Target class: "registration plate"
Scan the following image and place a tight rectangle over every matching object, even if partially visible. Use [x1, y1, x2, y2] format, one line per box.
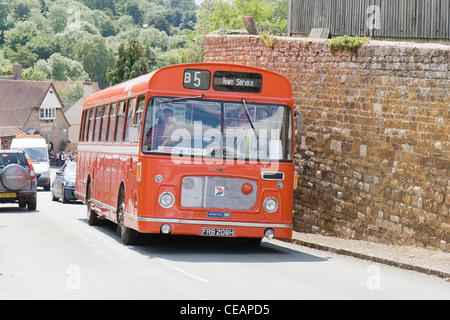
[0, 193, 16, 198]
[201, 228, 235, 237]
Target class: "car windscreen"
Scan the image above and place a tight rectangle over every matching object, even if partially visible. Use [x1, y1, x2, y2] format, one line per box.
[18, 148, 48, 162]
[64, 162, 77, 176]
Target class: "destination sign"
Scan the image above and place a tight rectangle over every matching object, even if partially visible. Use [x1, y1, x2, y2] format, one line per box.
[183, 69, 211, 90]
[213, 71, 263, 93]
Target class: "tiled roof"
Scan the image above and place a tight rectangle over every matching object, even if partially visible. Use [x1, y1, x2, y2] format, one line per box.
[0, 80, 53, 127]
[0, 126, 29, 138]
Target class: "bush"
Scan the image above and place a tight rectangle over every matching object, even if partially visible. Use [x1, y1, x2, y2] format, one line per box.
[327, 35, 370, 52]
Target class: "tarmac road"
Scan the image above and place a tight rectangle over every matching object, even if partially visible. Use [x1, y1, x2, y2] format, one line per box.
[0, 184, 449, 300]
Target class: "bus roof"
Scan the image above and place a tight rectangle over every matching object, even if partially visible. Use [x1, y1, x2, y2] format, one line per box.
[84, 63, 292, 109]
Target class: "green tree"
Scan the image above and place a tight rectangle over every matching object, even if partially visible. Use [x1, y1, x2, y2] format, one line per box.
[0, 0, 13, 44]
[35, 53, 88, 81]
[47, 4, 68, 33]
[106, 38, 155, 85]
[126, 1, 143, 26]
[26, 33, 62, 61]
[12, 0, 41, 21]
[56, 82, 84, 104]
[74, 35, 114, 88]
[4, 45, 38, 68]
[22, 66, 48, 81]
[3, 21, 39, 52]
[154, 16, 170, 35]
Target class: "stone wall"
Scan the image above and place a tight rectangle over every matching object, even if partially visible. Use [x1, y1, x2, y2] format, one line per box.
[204, 35, 449, 251]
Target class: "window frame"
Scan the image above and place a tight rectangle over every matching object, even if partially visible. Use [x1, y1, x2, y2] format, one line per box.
[39, 107, 56, 120]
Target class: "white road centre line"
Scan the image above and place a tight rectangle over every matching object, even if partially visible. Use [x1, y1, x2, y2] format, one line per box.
[154, 258, 210, 283]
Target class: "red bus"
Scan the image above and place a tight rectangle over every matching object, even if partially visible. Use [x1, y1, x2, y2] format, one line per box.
[75, 63, 297, 245]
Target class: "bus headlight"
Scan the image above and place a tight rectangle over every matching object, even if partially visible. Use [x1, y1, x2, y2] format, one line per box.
[161, 224, 171, 234]
[264, 228, 275, 239]
[159, 192, 175, 208]
[263, 197, 278, 213]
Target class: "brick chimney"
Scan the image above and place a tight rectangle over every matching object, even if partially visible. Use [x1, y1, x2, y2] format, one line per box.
[82, 80, 92, 97]
[13, 63, 22, 80]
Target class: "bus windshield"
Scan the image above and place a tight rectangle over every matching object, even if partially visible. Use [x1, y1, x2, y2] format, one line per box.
[142, 97, 293, 161]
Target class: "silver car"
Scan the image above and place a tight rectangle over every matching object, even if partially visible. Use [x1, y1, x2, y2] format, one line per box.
[0, 150, 37, 211]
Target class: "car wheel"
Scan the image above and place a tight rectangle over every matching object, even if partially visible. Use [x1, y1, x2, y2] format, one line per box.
[62, 187, 70, 203]
[28, 196, 37, 211]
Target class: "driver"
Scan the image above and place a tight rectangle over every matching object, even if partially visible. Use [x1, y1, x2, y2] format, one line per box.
[147, 108, 182, 149]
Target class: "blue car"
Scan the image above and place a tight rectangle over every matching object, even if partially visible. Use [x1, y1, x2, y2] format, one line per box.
[51, 161, 77, 203]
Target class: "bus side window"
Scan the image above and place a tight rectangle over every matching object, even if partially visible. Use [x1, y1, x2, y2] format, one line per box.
[124, 97, 137, 143]
[133, 95, 146, 143]
[107, 103, 117, 143]
[79, 110, 87, 142]
[100, 104, 110, 142]
[115, 100, 127, 142]
[87, 107, 95, 142]
[134, 96, 145, 130]
[93, 106, 102, 142]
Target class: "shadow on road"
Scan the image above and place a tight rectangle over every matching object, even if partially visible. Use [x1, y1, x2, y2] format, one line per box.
[81, 218, 329, 264]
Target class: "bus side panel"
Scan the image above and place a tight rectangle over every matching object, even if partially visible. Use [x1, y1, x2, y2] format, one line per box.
[108, 152, 120, 220]
[97, 152, 105, 209]
[90, 152, 98, 202]
[103, 152, 113, 217]
[85, 151, 92, 194]
[75, 150, 86, 202]
[129, 155, 139, 216]
[124, 154, 140, 230]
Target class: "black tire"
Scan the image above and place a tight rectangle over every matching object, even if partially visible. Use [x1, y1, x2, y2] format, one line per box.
[62, 187, 70, 203]
[86, 183, 99, 226]
[27, 196, 37, 211]
[117, 187, 139, 245]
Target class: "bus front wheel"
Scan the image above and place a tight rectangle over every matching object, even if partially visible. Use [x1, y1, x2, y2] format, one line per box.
[86, 183, 99, 226]
[117, 188, 139, 245]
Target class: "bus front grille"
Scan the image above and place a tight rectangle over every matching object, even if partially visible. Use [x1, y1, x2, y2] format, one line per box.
[180, 176, 257, 210]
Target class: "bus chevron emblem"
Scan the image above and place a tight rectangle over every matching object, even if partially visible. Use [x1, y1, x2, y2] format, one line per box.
[214, 186, 225, 197]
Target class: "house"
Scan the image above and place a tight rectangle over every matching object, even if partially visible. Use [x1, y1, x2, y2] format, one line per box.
[0, 79, 70, 152]
[0, 63, 99, 152]
[0, 126, 29, 150]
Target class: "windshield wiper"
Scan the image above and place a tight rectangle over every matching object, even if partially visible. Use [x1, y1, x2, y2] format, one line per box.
[160, 94, 205, 104]
[241, 98, 258, 140]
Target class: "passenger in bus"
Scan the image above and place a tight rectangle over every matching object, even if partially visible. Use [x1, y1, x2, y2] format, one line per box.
[147, 108, 182, 149]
